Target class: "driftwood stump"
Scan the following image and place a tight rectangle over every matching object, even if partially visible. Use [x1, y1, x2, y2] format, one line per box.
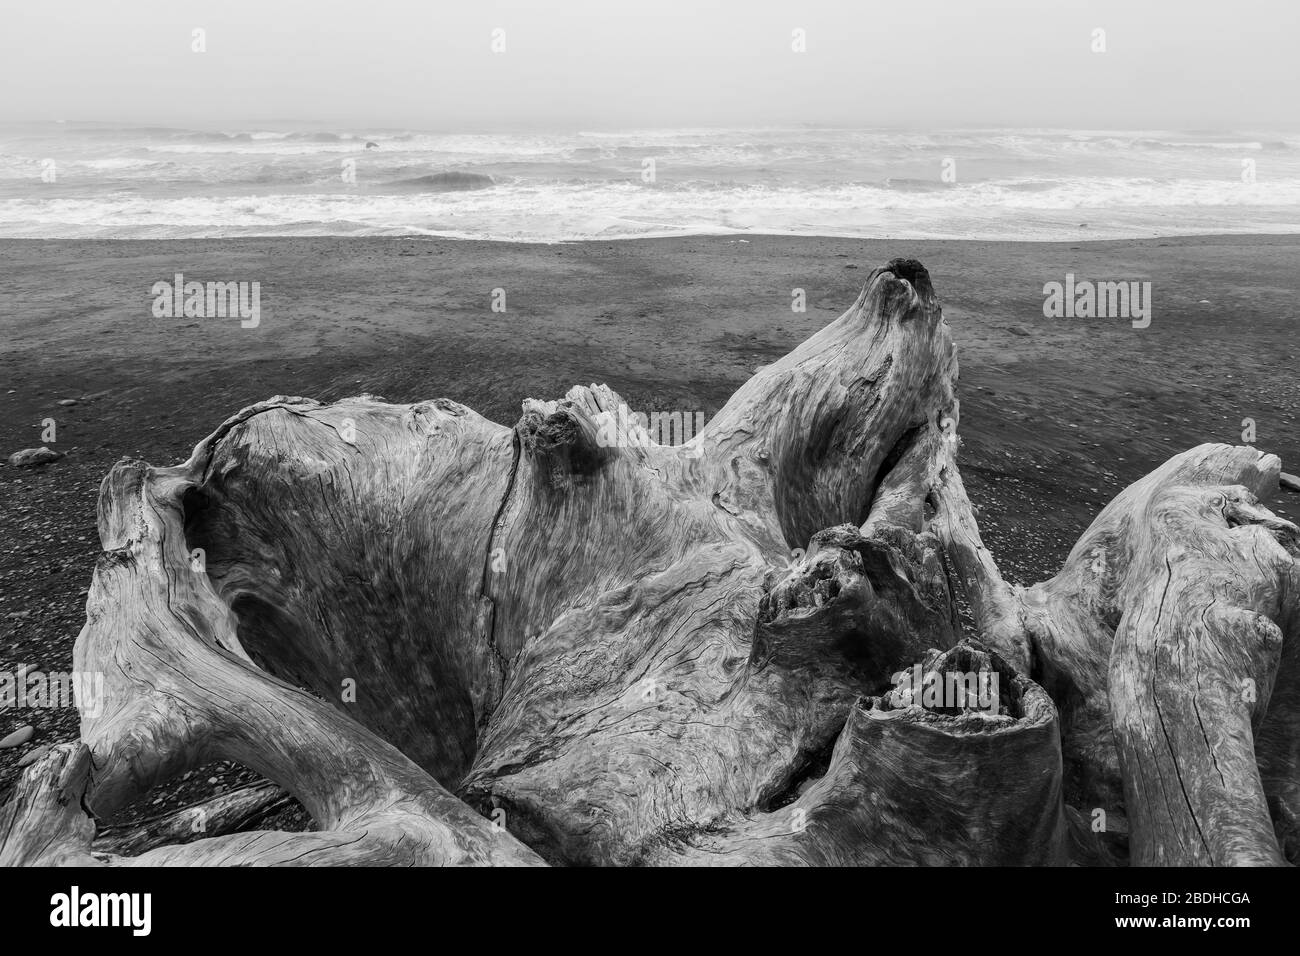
[2, 259, 1296, 867]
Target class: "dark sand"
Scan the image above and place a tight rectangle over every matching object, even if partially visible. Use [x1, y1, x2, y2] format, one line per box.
[2, 233, 1298, 812]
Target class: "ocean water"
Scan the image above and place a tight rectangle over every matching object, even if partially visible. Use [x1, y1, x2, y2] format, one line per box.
[2, 123, 1299, 242]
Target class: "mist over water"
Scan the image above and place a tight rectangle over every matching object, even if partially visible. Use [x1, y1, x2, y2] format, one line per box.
[3, 123, 1300, 241]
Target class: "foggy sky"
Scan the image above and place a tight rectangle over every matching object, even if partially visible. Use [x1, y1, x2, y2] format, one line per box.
[2, 0, 1296, 129]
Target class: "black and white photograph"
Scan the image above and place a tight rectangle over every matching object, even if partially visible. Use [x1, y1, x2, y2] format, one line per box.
[0, 0, 1295, 929]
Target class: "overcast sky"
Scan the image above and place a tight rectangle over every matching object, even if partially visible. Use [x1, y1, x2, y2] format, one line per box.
[2, 0, 1296, 129]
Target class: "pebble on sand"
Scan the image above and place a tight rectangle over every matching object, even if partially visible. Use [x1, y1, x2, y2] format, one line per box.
[57, 398, 78, 406]
[17, 744, 50, 768]
[0, 725, 35, 749]
[7, 447, 64, 468]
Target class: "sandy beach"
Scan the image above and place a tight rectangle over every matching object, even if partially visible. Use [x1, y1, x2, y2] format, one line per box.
[2, 232, 1298, 808]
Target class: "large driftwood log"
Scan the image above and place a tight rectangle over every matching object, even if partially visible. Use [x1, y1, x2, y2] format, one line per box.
[1, 259, 1296, 867]
[932, 442, 1299, 865]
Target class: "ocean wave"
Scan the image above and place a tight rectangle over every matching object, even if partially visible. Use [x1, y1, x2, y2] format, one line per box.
[4, 125, 1300, 240]
[284, 131, 364, 143]
[378, 172, 495, 192]
[880, 177, 953, 192]
[4, 176, 1300, 241]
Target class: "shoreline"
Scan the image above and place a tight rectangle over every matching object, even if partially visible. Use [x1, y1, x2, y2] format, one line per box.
[6, 229, 1300, 246]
